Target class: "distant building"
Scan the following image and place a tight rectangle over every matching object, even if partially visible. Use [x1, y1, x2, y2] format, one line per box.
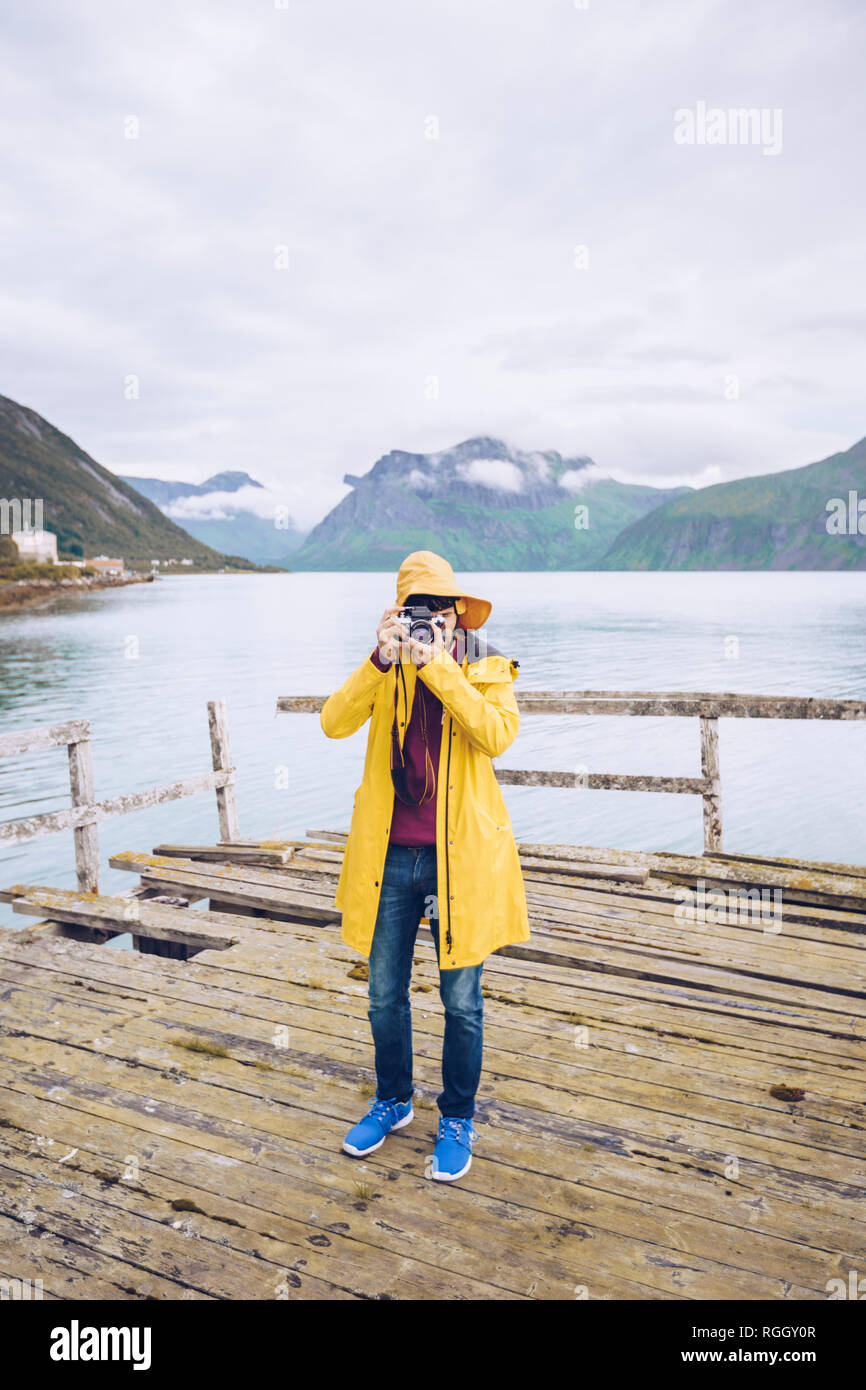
[180, 557, 193, 565]
[10, 529, 57, 564]
[87, 555, 125, 575]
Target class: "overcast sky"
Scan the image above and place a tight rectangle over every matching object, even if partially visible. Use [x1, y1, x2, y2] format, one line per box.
[1, 0, 864, 529]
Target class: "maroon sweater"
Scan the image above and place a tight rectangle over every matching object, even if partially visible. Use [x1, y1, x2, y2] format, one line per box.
[370, 644, 452, 845]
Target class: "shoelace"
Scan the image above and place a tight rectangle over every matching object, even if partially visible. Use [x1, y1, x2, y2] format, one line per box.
[368, 1097, 401, 1126]
[438, 1117, 475, 1145]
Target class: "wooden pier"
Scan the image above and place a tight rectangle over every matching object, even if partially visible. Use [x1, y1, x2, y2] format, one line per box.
[1, 832, 865, 1300]
[0, 693, 864, 1300]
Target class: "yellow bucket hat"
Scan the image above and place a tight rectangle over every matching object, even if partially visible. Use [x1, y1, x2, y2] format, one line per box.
[394, 550, 491, 630]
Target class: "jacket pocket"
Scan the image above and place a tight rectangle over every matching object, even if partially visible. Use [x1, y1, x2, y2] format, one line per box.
[476, 804, 508, 833]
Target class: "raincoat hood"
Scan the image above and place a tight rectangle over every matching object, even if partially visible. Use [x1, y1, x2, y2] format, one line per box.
[395, 550, 491, 631]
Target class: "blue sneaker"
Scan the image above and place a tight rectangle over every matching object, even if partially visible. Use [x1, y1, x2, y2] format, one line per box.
[431, 1115, 478, 1181]
[343, 1096, 413, 1157]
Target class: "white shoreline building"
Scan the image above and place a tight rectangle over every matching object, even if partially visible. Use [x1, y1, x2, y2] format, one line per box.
[10, 529, 58, 564]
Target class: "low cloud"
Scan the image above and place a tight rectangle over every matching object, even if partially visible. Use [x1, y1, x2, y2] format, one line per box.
[164, 485, 288, 523]
[456, 458, 524, 492]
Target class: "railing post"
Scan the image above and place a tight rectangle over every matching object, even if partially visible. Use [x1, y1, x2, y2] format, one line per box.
[67, 727, 99, 892]
[699, 715, 723, 852]
[208, 700, 240, 842]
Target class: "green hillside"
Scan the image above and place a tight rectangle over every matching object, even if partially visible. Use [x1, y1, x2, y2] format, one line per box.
[0, 394, 261, 570]
[599, 436, 866, 569]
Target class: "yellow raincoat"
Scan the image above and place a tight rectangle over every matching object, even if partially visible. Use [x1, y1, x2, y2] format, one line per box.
[320, 629, 531, 969]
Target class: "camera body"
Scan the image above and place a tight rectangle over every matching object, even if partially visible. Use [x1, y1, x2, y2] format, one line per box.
[395, 605, 448, 646]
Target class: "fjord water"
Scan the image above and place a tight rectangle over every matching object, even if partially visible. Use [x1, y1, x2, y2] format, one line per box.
[0, 571, 864, 932]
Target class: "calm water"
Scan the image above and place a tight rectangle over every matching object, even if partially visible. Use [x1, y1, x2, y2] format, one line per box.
[1, 571, 864, 934]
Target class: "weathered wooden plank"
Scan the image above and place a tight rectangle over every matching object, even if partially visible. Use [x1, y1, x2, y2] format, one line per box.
[296, 841, 661, 888]
[519, 868, 866, 951]
[280, 692, 866, 718]
[291, 845, 344, 864]
[0, 886, 242, 952]
[521, 869, 866, 938]
[699, 715, 722, 852]
[67, 735, 99, 893]
[109, 848, 644, 916]
[206, 922, 866, 1064]
[0, 983, 154, 1046]
[518, 841, 651, 865]
[521, 894, 866, 988]
[0, 770, 234, 848]
[512, 691, 866, 718]
[130, 888, 196, 957]
[185, 911, 866, 1055]
[153, 843, 294, 866]
[494, 770, 706, 794]
[107, 852, 339, 921]
[513, 853, 647, 883]
[519, 871, 866, 950]
[502, 919, 866, 1002]
[515, 693, 866, 719]
[207, 700, 240, 843]
[0, 718, 90, 759]
[710, 850, 866, 879]
[651, 856, 866, 910]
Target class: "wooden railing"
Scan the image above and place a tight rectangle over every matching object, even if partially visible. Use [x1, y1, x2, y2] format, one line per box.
[0, 700, 239, 892]
[276, 689, 866, 853]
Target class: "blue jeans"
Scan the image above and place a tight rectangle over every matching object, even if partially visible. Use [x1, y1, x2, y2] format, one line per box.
[367, 843, 484, 1119]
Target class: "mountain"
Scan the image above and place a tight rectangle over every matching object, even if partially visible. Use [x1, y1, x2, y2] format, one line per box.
[599, 436, 866, 569]
[122, 470, 304, 566]
[118, 470, 263, 507]
[0, 394, 261, 569]
[291, 437, 693, 570]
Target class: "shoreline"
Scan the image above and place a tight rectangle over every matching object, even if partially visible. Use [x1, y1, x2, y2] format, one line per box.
[0, 571, 155, 615]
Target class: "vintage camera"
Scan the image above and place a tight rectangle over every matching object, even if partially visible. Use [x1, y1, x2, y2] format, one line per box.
[395, 605, 448, 646]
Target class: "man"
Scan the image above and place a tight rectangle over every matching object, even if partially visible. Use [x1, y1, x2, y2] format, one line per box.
[320, 549, 530, 1181]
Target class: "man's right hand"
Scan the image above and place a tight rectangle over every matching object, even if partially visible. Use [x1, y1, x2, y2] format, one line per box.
[376, 607, 405, 665]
